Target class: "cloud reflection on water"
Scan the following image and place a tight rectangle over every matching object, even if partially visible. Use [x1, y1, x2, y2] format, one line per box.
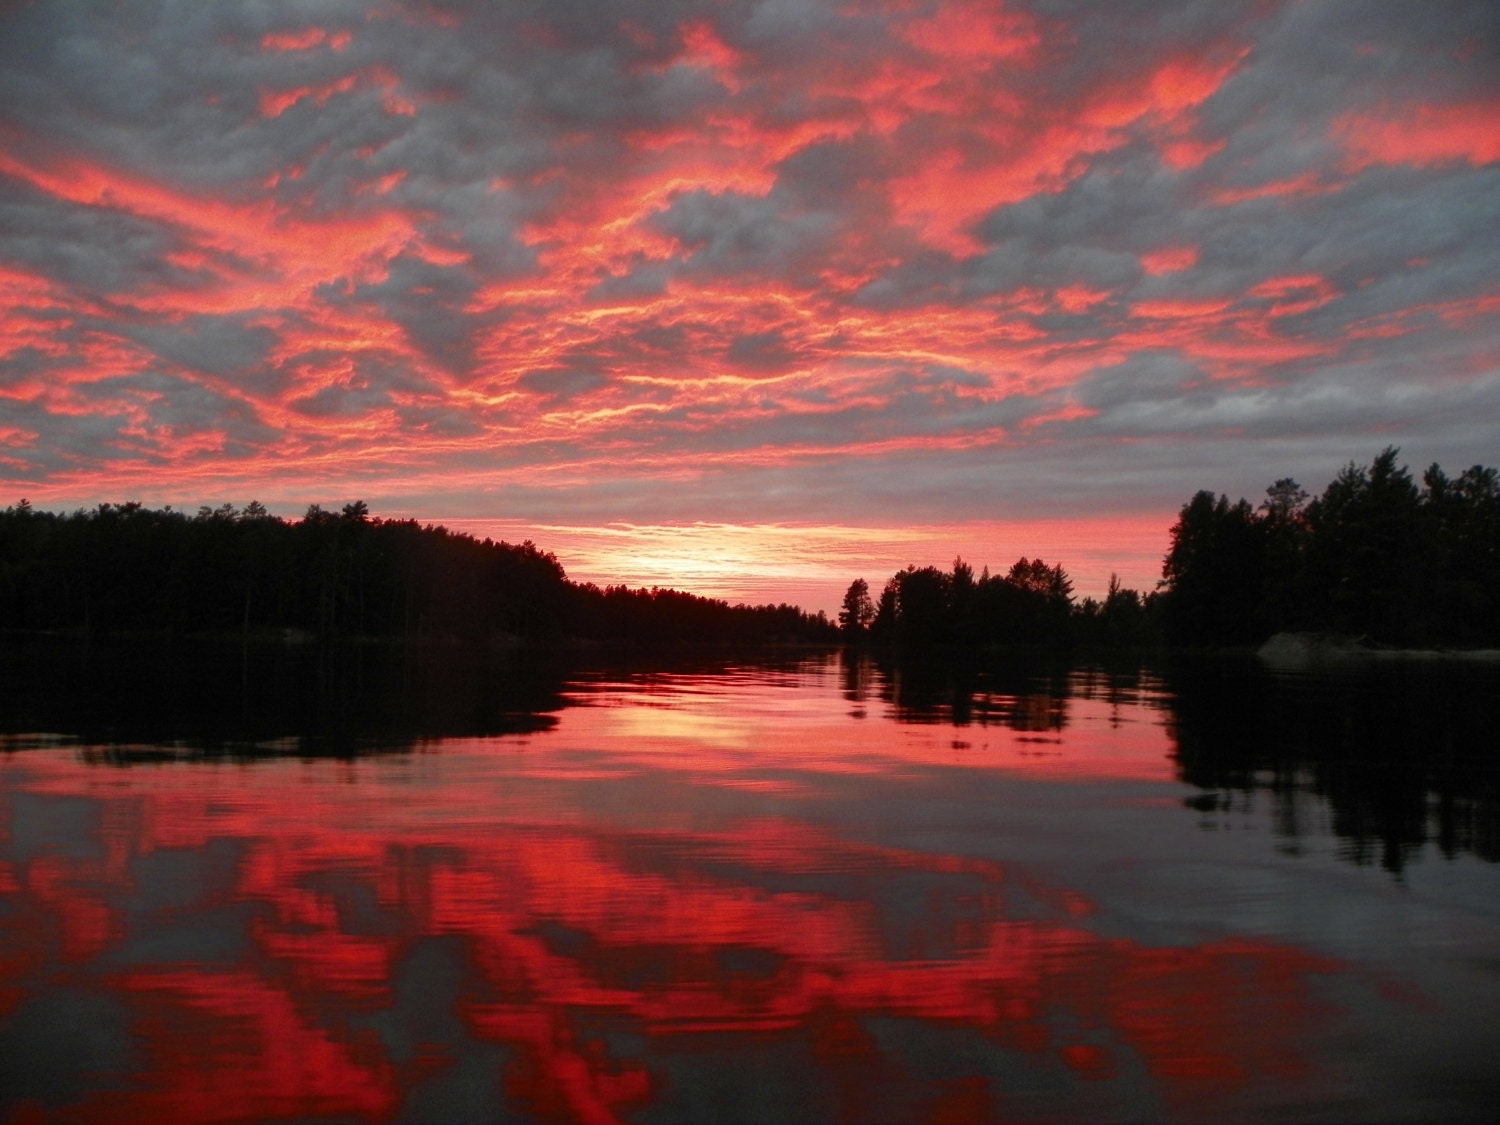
[2, 651, 1443, 1123]
[2, 746, 1344, 1124]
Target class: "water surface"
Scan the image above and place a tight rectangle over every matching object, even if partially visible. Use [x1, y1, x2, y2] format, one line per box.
[2, 643, 1497, 1122]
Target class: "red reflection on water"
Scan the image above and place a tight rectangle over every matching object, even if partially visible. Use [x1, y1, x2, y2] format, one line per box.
[0, 742, 1351, 1125]
[23, 853, 120, 962]
[550, 664, 1181, 785]
[101, 967, 398, 1123]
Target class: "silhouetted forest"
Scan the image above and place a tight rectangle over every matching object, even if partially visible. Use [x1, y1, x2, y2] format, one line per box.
[838, 556, 1155, 649]
[839, 449, 1499, 651]
[1156, 448, 1500, 648]
[5, 448, 1494, 650]
[0, 500, 835, 645]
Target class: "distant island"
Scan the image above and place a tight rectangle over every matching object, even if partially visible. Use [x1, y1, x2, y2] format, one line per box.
[3, 449, 1495, 651]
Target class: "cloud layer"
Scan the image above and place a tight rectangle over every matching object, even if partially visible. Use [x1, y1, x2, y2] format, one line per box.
[2, 0, 1497, 600]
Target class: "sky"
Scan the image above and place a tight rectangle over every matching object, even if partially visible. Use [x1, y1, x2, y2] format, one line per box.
[2, 0, 1497, 613]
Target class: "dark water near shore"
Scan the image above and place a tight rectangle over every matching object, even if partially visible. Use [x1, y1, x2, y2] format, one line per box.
[2, 640, 1498, 1123]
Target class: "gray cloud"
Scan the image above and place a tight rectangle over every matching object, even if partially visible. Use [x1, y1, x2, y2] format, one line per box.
[517, 365, 610, 402]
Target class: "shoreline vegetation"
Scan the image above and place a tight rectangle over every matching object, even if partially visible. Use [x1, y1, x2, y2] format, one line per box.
[835, 447, 1498, 656]
[3, 449, 1496, 654]
[0, 497, 838, 648]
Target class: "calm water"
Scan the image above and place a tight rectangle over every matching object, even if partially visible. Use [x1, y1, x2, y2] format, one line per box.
[1, 641, 1498, 1123]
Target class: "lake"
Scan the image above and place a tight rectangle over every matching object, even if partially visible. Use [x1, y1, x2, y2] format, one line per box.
[2, 640, 1497, 1123]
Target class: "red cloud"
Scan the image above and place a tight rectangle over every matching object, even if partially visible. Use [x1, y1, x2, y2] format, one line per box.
[899, 2, 1041, 63]
[1140, 246, 1199, 276]
[0, 148, 418, 319]
[889, 123, 1106, 256]
[1336, 100, 1500, 171]
[1054, 284, 1113, 313]
[260, 28, 351, 53]
[1020, 399, 1099, 431]
[1082, 48, 1247, 164]
[1248, 274, 1339, 318]
[1131, 297, 1235, 320]
[885, 42, 1247, 255]
[258, 65, 411, 118]
[259, 73, 361, 117]
[0, 266, 79, 367]
[1207, 172, 1344, 206]
[673, 20, 746, 92]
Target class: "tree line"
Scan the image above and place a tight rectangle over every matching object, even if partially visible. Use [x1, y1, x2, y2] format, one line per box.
[5, 448, 1493, 650]
[1156, 448, 1500, 648]
[837, 556, 1153, 649]
[0, 500, 836, 645]
[838, 448, 1498, 651]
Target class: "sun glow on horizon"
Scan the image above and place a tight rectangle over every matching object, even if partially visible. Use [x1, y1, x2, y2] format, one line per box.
[433, 517, 1170, 615]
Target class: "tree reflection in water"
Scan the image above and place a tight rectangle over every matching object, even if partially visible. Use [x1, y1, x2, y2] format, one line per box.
[849, 648, 1500, 872]
[1162, 655, 1500, 871]
[0, 636, 571, 758]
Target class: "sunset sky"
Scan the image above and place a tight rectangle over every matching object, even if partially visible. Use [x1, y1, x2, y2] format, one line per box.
[2, 1, 1497, 612]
